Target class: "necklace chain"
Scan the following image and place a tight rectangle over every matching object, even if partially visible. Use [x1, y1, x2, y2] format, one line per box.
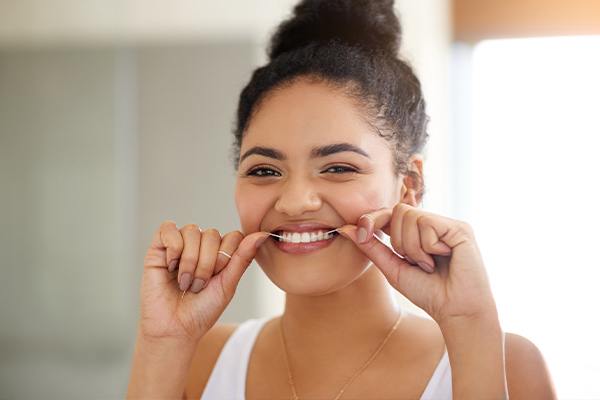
[279, 309, 405, 400]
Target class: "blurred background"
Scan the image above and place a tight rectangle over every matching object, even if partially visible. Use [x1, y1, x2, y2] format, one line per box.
[1, 0, 599, 399]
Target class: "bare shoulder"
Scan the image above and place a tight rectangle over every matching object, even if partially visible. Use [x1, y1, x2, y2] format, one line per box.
[183, 322, 239, 400]
[505, 332, 557, 400]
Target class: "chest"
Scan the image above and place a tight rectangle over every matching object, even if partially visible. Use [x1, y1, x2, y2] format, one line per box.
[245, 345, 441, 400]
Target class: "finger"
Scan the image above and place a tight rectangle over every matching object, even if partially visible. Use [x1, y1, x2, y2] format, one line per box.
[402, 211, 435, 273]
[418, 215, 453, 256]
[337, 225, 431, 293]
[357, 207, 393, 243]
[214, 230, 244, 274]
[217, 232, 269, 301]
[177, 224, 202, 291]
[190, 228, 221, 293]
[159, 220, 184, 272]
[389, 204, 409, 262]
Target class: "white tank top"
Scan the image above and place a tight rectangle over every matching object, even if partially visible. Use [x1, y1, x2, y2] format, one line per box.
[200, 316, 452, 400]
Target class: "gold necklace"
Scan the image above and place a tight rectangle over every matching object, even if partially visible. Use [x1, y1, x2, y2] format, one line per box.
[279, 309, 405, 400]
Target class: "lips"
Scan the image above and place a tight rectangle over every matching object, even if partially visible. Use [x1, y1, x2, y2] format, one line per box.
[266, 221, 340, 255]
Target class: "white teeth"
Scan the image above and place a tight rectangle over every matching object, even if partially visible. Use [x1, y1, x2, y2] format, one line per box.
[291, 232, 301, 243]
[301, 232, 311, 243]
[277, 229, 337, 243]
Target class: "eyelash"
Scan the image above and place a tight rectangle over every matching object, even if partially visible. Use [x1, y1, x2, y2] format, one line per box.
[246, 165, 358, 177]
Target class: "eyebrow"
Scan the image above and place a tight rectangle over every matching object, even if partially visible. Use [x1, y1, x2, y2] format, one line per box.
[239, 142, 371, 163]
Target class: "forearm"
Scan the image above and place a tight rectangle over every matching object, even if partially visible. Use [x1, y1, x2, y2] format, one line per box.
[127, 329, 199, 399]
[440, 311, 508, 400]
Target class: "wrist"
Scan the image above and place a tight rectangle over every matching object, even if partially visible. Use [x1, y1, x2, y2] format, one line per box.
[127, 329, 200, 398]
[437, 301, 501, 334]
[136, 318, 205, 347]
[438, 310, 508, 400]
[439, 310, 501, 335]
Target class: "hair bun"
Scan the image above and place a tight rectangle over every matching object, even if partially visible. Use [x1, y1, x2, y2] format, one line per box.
[268, 0, 401, 60]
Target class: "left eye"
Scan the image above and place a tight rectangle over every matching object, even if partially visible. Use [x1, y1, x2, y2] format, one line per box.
[323, 165, 357, 174]
[247, 167, 281, 177]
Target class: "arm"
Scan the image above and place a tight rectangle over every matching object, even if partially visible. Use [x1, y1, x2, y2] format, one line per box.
[126, 327, 199, 399]
[440, 312, 508, 400]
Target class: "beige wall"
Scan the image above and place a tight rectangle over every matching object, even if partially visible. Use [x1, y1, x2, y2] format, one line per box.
[454, 0, 600, 42]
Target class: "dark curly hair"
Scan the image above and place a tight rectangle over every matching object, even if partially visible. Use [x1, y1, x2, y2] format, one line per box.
[231, 0, 430, 202]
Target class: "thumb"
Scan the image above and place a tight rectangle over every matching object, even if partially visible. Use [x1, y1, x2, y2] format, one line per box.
[217, 231, 269, 301]
[337, 225, 428, 291]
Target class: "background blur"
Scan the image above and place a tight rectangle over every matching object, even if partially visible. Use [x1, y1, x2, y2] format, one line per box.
[1, 1, 599, 399]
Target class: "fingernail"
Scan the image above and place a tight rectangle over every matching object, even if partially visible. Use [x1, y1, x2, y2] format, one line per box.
[358, 227, 368, 243]
[418, 262, 435, 273]
[255, 235, 269, 248]
[190, 278, 205, 293]
[168, 259, 178, 273]
[179, 272, 192, 291]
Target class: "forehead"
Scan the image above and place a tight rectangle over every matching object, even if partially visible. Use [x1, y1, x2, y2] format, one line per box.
[242, 79, 387, 154]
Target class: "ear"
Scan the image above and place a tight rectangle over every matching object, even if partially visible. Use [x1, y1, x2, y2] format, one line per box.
[400, 154, 425, 206]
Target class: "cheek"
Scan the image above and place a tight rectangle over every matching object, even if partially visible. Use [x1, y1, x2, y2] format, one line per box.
[325, 179, 395, 224]
[235, 182, 274, 234]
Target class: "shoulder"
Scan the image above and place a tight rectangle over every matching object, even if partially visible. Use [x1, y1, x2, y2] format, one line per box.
[505, 332, 557, 399]
[184, 322, 239, 400]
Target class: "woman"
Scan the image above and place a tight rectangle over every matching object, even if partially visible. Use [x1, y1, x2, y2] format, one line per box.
[127, 0, 556, 399]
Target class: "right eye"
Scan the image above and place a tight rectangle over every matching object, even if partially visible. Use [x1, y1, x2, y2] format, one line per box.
[246, 167, 281, 177]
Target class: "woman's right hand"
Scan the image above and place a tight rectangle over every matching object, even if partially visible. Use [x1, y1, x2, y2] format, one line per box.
[138, 221, 269, 342]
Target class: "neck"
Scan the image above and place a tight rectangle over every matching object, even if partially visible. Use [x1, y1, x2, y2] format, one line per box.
[281, 265, 402, 353]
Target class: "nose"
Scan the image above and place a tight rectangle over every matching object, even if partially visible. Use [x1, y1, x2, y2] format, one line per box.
[274, 176, 322, 217]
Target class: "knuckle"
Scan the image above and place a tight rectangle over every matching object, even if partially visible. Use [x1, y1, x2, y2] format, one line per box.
[160, 220, 177, 229]
[457, 220, 474, 235]
[180, 223, 200, 232]
[203, 228, 221, 238]
[170, 238, 184, 253]
[224, 230, 244, 242]
[419, 214, 434, 226]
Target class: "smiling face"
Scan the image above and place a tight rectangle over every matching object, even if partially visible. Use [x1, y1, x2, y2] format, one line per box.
[234, 78, 403, 295]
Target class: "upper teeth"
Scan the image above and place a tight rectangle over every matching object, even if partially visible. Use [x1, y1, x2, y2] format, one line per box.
[277, 230, 336, 243]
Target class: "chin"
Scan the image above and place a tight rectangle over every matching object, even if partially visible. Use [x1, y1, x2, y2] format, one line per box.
[255, 239, 371, 295]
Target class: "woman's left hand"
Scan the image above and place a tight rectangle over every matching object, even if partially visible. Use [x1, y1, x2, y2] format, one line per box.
[338, 203, 498, 327]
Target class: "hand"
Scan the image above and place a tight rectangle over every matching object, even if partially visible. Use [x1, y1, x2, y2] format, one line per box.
[337, 204, 498, 326]
[138, 221, 269, 342]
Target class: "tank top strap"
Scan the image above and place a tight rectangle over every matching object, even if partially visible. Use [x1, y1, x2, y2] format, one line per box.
[200, 316, 271, 400]
[419, 347, 452, 400]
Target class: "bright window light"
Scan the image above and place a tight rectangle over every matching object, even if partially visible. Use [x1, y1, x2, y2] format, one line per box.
[468, 36, 600, 399]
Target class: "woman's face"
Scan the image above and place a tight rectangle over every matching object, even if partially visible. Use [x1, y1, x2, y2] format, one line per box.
[235, 78, 401, 295]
